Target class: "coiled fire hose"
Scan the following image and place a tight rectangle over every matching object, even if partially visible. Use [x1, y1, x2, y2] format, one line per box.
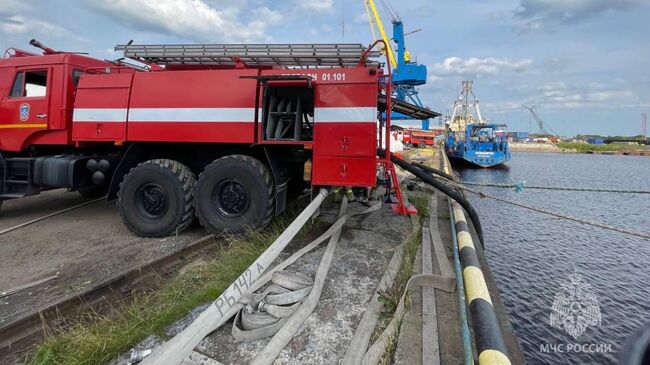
[232, 271, 313, 341]
[377, 148, 485, 247]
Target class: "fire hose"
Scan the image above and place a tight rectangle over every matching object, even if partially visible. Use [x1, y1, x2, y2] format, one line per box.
[142, 193, 383, 365]
[377, 148, 485, 247]
[232, 271, 313, 342]
[412, 161, 459, 182]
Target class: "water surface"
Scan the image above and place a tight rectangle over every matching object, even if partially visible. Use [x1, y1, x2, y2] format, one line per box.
[456, 152, 650, 364]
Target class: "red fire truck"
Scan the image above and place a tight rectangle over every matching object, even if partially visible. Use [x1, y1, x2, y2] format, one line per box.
[402, 129, 439, 147]
[0, 40, 436, 237]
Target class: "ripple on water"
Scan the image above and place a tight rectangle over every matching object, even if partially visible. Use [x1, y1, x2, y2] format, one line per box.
[457, 152, 650, 365]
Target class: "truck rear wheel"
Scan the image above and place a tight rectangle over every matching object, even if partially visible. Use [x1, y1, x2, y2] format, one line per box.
[194, 155, 274, 235]
[118, 159, 196, 237]
[418, 141, 426, 148]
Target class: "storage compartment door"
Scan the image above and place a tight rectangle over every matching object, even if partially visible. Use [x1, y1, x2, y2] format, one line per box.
[72, 73, 132, 142]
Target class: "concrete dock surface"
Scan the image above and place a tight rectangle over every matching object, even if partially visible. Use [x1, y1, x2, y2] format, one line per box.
[1, 147, 525, 364]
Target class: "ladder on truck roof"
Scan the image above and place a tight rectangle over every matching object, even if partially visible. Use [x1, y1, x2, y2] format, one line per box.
[114, 43, 380, 67]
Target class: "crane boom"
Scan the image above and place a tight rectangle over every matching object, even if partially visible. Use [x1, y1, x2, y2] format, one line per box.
[363, 0, 431, 129]
[523, 105, 559, 136]
[365, 0, 397, 67]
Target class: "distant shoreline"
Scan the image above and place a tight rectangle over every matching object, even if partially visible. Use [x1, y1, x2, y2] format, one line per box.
[509, 142, 564, 153]
[510, 142, 649, 156]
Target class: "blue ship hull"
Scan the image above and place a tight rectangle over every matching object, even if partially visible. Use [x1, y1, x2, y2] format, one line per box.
[445, 123, 511, 168]
[446, 145, 511, 168]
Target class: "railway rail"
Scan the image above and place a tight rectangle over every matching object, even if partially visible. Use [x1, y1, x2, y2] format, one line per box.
[0, 190, 314, 362]
[0, 197, 105, 236]
[0, 229, 215, 361]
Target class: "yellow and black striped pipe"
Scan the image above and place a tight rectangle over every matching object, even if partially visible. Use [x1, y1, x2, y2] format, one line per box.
[451, 201, 512, 365]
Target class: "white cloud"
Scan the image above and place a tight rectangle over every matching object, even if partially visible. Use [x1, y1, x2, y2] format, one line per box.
[430, 57, 533, 76]
[84, 0, 283, 43]
[252, 7, 283, 26]
[532, 82, 640, 108]
[514, 0, 644, 30]
[483, 82, 641, 115]
[427, 74, 442, 83]
[0, 15, 86, 42]
[354, 12, 369, 24]
[482, 101, 525, 114]
[0, 0, 27, 14]
[299, 0, 334, 13]
[0, 0, 86, 42]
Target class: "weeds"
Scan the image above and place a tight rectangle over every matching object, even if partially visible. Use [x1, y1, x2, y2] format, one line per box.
[27, 191, 435, 365]
[28, 216, 300, 365]
[556, 142, 649, 153]
[370, 190, 430, 345]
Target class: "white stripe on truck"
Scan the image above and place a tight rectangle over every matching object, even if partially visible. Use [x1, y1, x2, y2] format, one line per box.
[73, 108, 127, 122]
[72, 107, 376, 123]
[313, 107, 376, 123]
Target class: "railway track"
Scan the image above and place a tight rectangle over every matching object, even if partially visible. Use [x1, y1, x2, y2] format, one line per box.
[0, 196, 219, 362]
[0, 197, 105, 236]
[0, 232, 215, 361]
[0, 192, 310, 362]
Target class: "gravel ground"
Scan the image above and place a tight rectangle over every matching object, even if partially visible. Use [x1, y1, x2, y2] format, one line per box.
[0, 189, 206, 325]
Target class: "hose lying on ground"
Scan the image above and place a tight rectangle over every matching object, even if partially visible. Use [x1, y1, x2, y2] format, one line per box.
[377, 148, 485, 247]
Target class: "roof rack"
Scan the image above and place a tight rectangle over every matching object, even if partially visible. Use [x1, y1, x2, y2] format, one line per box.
[114, 43, 380, 67]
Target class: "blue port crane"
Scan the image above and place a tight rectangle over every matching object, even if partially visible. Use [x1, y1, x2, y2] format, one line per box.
[365, 0, 430, 129]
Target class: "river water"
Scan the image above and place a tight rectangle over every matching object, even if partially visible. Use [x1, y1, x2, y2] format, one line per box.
[455, 152, 650, 364]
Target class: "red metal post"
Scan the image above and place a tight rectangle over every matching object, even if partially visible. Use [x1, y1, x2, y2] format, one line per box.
[363, 40, 416, 215]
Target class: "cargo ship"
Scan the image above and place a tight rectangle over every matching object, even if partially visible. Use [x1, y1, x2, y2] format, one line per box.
[445, 81, 511, 168]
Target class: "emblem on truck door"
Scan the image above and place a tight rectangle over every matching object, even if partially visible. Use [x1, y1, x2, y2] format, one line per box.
[19, 103, 30, 121]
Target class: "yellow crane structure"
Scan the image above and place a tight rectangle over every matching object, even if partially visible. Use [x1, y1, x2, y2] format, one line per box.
[363, 0, 431, 128]
[364, 0, 397, 67]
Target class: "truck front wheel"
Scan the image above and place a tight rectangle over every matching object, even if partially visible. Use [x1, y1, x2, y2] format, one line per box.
[194, 155, 274, 235]
[118, 159, 196, 237]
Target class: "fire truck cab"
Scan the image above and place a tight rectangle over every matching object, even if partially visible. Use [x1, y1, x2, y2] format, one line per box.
[0, 52, 109, 150]
[0, 41, 436, 237]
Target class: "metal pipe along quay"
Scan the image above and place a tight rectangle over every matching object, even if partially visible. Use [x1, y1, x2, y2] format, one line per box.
[451, 201, 511, 365]
[448, 199, 474, 365]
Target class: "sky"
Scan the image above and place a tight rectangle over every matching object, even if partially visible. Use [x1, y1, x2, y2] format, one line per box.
[1, 0, 648, 136]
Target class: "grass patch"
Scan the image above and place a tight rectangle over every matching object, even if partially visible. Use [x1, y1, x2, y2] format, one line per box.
[557, 142, 649, 153]
[28, 210, 315, 365]
[371, 190, 430, 344]
[378, 332, 400, 365]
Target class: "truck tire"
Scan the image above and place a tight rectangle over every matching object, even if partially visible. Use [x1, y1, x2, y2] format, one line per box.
[194, 155, 274, 235]
[118, 159, 196, 237]
[418, 141, 426, 148]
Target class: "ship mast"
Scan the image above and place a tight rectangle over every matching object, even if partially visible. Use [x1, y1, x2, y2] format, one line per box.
[449, 80, 483, 132]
